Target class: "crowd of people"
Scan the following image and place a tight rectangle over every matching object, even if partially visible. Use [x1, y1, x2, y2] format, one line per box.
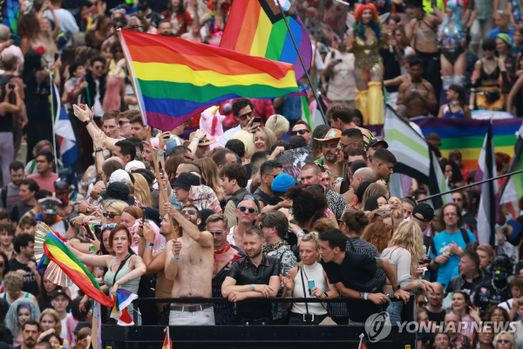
[0, 0, 521, 348]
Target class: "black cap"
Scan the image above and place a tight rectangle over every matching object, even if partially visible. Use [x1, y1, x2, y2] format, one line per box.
[51, 288, 71, 301]
[172, 173, 201, 191]
[367, 138, 389, 149]
[142, 207, 161, 227]
[405, 0, 423, 7]
[198, 208, 215, 231]
[101, 182, 134, 204]
[412, 203, 434, 223]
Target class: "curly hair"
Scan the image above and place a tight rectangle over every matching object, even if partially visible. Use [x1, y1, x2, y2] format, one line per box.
[361, 221, 392, 253]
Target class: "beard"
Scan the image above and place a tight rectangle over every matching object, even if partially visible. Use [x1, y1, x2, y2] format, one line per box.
[324, 153, 337, 163]
[246, 247, 262, 259]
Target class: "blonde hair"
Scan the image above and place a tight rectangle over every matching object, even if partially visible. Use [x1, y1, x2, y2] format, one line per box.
[194, 157, 224, 198]
[265, 114, 290, 139]
[389, 220, 423, 274]
[39, 308, 62, 335]
[231, 130, 255, 158]
[253, 126, 277, 151]
[103, 199, 129, 215]
[3, 272, 23, 291]
[131, 173, 152, 207]
[300, 232, 320, 249]
[493, 331, 514, 346]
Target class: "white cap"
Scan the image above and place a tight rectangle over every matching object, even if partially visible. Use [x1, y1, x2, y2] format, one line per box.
[109, 169, 132, 185]
[125, 160, 146, 172]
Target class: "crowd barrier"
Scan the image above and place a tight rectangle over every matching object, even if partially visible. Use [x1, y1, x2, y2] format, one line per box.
[101, 297, 416, 349]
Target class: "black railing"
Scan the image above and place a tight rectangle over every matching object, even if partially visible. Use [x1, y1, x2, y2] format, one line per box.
[101, 296, 417, 349]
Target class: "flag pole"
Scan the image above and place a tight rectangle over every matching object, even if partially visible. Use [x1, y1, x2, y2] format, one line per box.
[274, 1, 328, 125]
[116, 27, 148, 127]
[417, 168, 523, 203]
[49, 73, 59, 170]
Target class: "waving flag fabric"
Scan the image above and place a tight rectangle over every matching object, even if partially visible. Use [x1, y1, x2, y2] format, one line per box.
[52, 83, 78, 167]
[500, 123, 523, 218]
[110, 289, 138, 326]
[476, 125, 497, 245]
[43, 231, 114, 307]
[383, 106, 450, 209]
[162, 327, 173, 349]
[220, 0, 312, 80]
[119, 29, 299, 131]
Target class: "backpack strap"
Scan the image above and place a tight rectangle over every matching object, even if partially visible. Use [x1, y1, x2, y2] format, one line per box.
[460, 228, 470, 245]
[0, 186, 7, 209]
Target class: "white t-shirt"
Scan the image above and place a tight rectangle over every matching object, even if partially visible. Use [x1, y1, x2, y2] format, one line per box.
[324, 50, 356, 102]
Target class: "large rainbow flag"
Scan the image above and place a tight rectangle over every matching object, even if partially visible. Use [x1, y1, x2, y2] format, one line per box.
[119, 29, 299, 131]
[43, 231, 114, 307]
[417, 118, 522, 170]
[220, 0, 312, 80]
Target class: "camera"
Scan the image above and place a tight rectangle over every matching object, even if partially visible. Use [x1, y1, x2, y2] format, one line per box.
[7, 83, 15, 89]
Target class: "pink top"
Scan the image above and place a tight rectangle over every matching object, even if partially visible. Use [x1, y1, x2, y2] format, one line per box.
[28, 172, 59, 193]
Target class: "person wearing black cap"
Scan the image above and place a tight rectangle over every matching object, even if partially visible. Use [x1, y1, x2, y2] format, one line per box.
[412, 202, 436, 280]
[253, 161, 282, 209]
[100, 182, 134, 205]
[366, 138, 388, 163]
[172, 173, 201, 207]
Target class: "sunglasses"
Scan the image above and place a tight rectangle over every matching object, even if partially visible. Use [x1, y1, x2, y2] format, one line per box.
[238, 206, 257, 214]
[498, 339, 510, 344]
[291, 129, 309, 136]
[209, 231, 224, 237]
[103, 212, 118, 219]
[182, 209, 197, 216]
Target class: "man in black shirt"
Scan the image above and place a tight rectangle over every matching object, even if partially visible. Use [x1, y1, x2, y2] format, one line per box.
[319, 229, 407, 322]
[222, 227, 280, 324]
[9, 234, 40, 296]
[424, 283, 445, 323]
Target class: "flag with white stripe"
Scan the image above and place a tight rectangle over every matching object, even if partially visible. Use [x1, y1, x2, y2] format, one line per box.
[52, 84, 78, 167]
[476, 124, 497, 245]
[500, 123, 523, 218]
[383, 106, 450, 208]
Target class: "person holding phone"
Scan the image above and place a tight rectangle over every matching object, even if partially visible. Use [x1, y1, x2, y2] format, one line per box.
[281, 233, 338, 325]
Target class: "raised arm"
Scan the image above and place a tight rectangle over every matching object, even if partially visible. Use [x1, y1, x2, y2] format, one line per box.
[66, 242, 110, 267]
[170, 206, 213, 248]
[164, 239, 181, 281]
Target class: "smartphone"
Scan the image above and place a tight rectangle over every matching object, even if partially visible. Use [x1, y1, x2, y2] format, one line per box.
[307, 280, 315, 295]
[336, 59, 342, 63]
[253, 117, 262, 127]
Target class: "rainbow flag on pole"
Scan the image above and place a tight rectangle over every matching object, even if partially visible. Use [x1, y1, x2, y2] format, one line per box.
[500, 123, 523, 217]
[42, 228, 114, 307]
[220, 0, 312, 80]
[162, 327, 172, 349]
[119, 29, 299, 131]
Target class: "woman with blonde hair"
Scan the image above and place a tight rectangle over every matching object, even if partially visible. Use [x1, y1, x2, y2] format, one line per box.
[102, 199, 129, 225]
[265, 114, 290, 139]
[194, 157, 225, 201]
[131, 173, 152, 207]
[252, 126, 277, 153]
[381, 220, 433, 322]
[281, 233, 338, 324]
[493, 331, 515, 348]
[230, 130, 255, 161]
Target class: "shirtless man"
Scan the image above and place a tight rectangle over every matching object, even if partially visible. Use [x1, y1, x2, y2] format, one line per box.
[405, 0, 444, 98]
[397, 57, 438, 117]
[164, 204, 214, 325]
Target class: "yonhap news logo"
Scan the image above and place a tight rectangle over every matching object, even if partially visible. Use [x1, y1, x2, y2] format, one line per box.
[364, 312, 517, 343]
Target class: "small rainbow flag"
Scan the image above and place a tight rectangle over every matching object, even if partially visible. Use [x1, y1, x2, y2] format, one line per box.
[43, 231, 114, 307]
[220, 0, 312, 80]
[119, 29, 299, 131]
[110, 289, 138, 326]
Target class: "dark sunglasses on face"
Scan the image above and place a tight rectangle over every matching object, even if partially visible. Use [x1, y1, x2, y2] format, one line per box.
[291, 129, 309, 136]
[238, 206, 257, 214]
[182, 209, 197, 216]
[238, 111, 253, 120]
[103, 212, 118, 219]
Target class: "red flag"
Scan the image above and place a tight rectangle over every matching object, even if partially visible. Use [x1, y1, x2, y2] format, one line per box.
[162, 327, 172, 349]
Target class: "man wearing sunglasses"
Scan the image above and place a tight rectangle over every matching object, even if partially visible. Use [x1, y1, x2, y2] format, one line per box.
[227, 197, 260, 251]
[164, 204, 215, 326]
[290, 121, 312, 143]
[221, 99, 256, 146]
[207, 214, 242, 324]
[80, 56, 106, 118]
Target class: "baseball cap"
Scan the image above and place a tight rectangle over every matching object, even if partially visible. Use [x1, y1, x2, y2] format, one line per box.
[367, 138, 389, 149]
[109, 169, 132, 185]
[101, 182, 134, 204]
[172, 172, 201, 191]
[38, 197, 62, 215]
[51, 288, 71, 302]
[313, 128, 342, 142]
[412, 203, 434, 223]
[125, 160, 146, 172]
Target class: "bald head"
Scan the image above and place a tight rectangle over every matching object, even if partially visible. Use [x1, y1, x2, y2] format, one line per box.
[0, 24, 10, 42]
[352, 167, 376, 191]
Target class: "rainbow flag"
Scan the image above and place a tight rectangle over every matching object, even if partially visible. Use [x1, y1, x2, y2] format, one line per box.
[110, 289, 138, 326]
[417, 118, 522, 170]
[500, 123, 523, 217]
[220, 0, 312, 80]
[43, 231, 114, 307]
[119, 29, 299, 131]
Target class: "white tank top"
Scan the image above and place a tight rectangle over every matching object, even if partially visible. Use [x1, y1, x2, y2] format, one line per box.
[291, 262, 328, 315]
